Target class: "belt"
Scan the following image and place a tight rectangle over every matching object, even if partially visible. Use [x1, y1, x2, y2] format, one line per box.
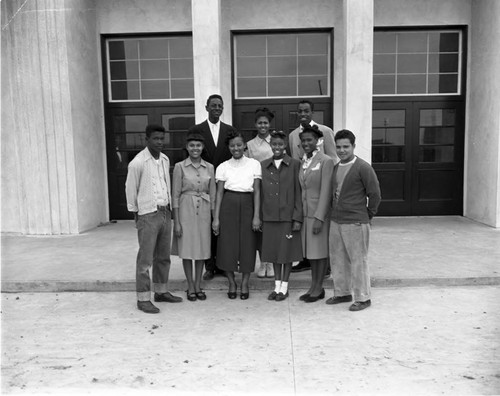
[183, 191, 210, 202]
[225, 190, 252, 194]
[157, 205, 170, 211]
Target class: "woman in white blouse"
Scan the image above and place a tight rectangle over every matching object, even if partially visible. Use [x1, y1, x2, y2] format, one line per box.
[212, 131, 262, 300]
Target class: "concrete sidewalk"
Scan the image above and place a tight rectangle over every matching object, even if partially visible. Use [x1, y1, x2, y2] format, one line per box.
[1, 216, 499, 292]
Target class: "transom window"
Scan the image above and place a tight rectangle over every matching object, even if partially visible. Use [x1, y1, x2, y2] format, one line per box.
[106, 36, 194, 102]
[234, 32, 331, 99]
[373, 30, 462, 96]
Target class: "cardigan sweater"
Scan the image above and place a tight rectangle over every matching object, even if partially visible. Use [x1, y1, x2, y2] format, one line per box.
[331, 157, 381, 224]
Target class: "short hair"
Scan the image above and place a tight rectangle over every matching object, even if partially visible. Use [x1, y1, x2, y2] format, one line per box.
[298, 99, 314, 112]
[206, 94, 224, 107]
[334, 129, 356, 144]
[299, 124, 323, 139]
[225, 130, 245, 146]
[145, 124, 166, 137]
[254, 107, 275, 122]
[186, 133, 205, 144]
[270, 130, 287, 141]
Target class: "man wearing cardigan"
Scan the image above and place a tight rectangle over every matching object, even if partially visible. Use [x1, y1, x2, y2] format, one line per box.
[188, 94, 235, 280]
[327, 129, 381, 311]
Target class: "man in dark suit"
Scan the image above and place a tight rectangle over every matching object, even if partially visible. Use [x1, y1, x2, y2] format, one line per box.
[188, 94, 235, 280]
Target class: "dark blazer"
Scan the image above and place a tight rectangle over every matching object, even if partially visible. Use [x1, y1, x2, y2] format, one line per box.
[298, 152, 334, 222]
[188, 120, 235, 169]
[260, 155, 303, 223]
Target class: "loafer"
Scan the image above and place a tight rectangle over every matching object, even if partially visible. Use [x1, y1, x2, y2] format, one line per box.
[203, 270, 215, 281]
[291, 259, 311, 273]
[326, 295, 353, 305]
[275, 292, 289, 302]
[349, 300, 371, 311]
[137, 300, 159, 314]
[299, 293, 310, 301]
[304, 289, 325, 303]
[154, 292, 183, 303]
[268, 291, 278, 301]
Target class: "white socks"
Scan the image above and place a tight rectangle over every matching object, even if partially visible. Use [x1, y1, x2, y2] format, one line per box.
[274, 281, 281, 293]
[280, 281, 288, 295]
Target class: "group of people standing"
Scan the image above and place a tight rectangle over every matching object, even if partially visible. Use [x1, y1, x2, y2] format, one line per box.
[125, 94, 381, 314]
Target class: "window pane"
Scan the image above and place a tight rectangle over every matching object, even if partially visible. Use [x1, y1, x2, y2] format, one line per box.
[141, 80, 169, 99]
[113, 115, 148, 132]
[419, 146, 454, 162]
[115, 133, 146, 149]
[171, 79, 194, 99]
[169, 37, 193, 58]
[268, 77, 296, 96]
[237, 35, 266, 56]
[111, 81, 140, 100]
[162, 114, 196, 131]
[419, 127, 455, 144]
[373, 110, 405, 127]
[139, 39, 169, 59]
[372, 128, 405, 145]
[372, 147, 384, 162]
[429, 54, 458, 73]
[420, 109, 455, 127]
[373, 75, 395, 95]
[397, 74, 426, 94]
[170, 59, 194, 78]
[397, 54, 427, 74]
[398, 33, 427, 53]
[298, 76, 327, 96]
[385, 146, 405, 162]
[298, 55, 328, 75]
[374, 32, 396, 53]
[140, 60, 169, 79]
[238, 78, 266, 97]
[110, 61, 139, 80]
[429, 32, 459, 52]
[374, 54, 396, 74]
[268, 35, 296, 56]
[428, 74, 458, 94]
[237, 57, 266, 77]
[268, 56, 297, 76]
[109, 40, 138, 60]
[298, 33, 328, 55]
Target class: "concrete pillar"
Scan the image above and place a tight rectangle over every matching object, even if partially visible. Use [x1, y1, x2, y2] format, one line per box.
[1, 0, 107, 234]
[191, 0, 225, 123]
[465, 0, 500, 227]
[341, 0, 374, 162]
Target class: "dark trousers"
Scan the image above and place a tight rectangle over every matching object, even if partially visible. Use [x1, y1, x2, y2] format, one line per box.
[136, 208, 171, 301]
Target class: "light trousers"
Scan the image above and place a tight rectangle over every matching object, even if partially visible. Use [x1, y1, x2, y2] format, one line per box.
[136, 208, 171, 301]
[329, 220, 371, 302]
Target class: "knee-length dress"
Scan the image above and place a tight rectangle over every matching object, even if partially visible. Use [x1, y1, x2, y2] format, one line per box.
[172, 158, 216, 260]
[260, 155, 303, 263]
[215, 156, 261, 272]
[299, 151, 334, 260]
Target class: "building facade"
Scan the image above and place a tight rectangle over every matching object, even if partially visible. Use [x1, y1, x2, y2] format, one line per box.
[2, 0, 499, 234]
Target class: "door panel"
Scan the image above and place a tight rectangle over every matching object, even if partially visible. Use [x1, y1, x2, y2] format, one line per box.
[105, 105, 194, 220]
[373, 101, 464, 216]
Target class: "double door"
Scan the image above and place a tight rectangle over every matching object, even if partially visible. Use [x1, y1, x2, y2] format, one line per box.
[105, 104, 195, 219]
[372, 100, 464, 216]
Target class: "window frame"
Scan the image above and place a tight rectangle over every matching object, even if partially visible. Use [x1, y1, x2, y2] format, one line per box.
[373, 27, 464, 97]
[232, 29, 333, 100]
[103, 33, 194, 103]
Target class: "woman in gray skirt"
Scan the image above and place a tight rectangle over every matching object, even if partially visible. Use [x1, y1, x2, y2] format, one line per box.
[212, 131, 262, 300]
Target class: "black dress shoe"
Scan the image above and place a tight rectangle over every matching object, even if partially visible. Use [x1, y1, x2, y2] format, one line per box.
[154, 292, 183, 303]
[186, 290, 197, 302]
[203, 270, 215, 281]
[137, 301, 159, 314]
[195, 291, 207, 301]
[291, 259, 311, 273]
[299, 293, 310, 301]
[304, 289, 325, 303]
[227, 287, 237, 299]
[275, 292, 289, 301]
[268, 291, 278, 301]
[326, 295, 352, 305]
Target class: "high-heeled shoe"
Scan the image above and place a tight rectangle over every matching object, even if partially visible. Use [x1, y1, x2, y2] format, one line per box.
[227, 290, 237, 299]
[240, 288, 250, 300]
[304, 288, 325, 303]
[299, 293, 310, 301]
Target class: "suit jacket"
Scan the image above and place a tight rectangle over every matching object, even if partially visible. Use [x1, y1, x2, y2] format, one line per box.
[188, 120, 235, 169]
[288, 122, 339, 163]
[299, 152, 334, 222]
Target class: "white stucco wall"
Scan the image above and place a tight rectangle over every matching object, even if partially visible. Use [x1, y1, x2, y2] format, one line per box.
[465, 0, 500, 227]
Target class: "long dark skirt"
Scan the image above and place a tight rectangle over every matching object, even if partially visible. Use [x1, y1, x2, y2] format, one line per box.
[216, 190, 257, 273]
